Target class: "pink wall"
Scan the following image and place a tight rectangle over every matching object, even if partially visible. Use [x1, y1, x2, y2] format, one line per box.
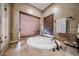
[20, 13, 40, 37]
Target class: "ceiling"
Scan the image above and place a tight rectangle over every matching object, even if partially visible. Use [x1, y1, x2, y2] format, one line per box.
[29, 3, 52, 11]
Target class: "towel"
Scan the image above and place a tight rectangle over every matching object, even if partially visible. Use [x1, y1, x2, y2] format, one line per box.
[56, 18, 67, 33]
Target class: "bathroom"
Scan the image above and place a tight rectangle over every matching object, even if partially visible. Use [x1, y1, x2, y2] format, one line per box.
[0, 3, 79, 56]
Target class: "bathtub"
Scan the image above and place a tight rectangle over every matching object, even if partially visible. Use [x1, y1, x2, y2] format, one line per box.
[27, 36, 62, 49]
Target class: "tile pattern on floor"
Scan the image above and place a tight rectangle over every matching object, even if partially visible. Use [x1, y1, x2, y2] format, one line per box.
[4, 37, 79, 56]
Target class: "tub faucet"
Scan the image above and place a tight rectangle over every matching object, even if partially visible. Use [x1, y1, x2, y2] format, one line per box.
[55, 40, 60, 50]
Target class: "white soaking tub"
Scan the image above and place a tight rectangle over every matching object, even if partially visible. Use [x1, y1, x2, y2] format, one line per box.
[27, 36, 61, 49]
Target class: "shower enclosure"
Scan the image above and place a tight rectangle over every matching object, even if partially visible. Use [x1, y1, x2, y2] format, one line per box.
[43, 14, 54, 37]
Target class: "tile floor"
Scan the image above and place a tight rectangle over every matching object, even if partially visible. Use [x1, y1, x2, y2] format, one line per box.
[3, 36, 79, 56]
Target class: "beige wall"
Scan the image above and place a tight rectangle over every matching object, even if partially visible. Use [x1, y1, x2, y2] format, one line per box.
[0, 4, 1, 54]
[14, 4, 42, 17]
[0, 4, 1, 39]
[12, 4, 42, 42]
[0, 4, 11, 52]
[43, 3, 79, 35]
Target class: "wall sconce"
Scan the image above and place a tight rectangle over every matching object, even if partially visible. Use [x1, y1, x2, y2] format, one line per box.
[67, 16, 73, 20]
[69, 16, 72, 19]
[4, 4, 7, 18]
[4, 4, 7, 11]
[4, 8, 7, 11]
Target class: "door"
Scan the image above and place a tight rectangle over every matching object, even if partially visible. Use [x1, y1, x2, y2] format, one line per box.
[19, 12, 40, 37]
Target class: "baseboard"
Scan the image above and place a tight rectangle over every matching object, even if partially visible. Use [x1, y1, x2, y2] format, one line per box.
[9, 40, 19, 44]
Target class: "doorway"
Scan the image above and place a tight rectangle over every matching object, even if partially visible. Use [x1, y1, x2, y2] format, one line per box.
[19, 12, 40, 38]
